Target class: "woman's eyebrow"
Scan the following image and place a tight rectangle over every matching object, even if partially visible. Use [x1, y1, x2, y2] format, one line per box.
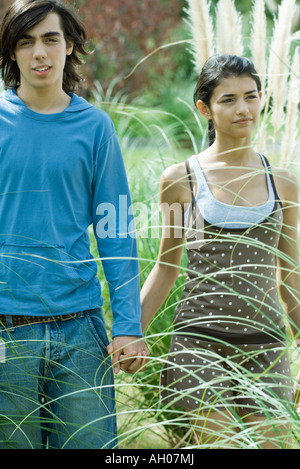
[220, 89, 258, 98]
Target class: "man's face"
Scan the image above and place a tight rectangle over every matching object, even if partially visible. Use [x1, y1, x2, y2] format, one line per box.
[12, 12, 73, 93]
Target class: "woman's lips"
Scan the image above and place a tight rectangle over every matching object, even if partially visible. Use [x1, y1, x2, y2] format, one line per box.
[234, 119, 252, 125]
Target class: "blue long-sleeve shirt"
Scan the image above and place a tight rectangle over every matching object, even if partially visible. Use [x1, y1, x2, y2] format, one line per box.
[0, 89, 142, 337]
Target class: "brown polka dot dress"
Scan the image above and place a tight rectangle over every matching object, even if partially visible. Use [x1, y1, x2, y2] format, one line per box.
[160, 154, 294, 415]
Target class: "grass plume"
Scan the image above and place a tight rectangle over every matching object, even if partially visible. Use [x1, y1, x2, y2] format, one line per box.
[215, 0, 244, 56]
[281, 46, 300, 167]
[266, 0, 296, 134]
[184, 0, 215, 72]
[250, 0, 267, 107]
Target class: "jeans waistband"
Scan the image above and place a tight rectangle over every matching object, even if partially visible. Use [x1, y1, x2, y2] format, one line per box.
[0, 309, 97, 329]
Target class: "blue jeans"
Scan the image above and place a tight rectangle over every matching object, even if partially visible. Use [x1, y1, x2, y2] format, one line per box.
[0, 309, 117, 449]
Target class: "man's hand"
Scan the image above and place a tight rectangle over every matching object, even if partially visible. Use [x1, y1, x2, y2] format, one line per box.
[107, 336, 148, 374]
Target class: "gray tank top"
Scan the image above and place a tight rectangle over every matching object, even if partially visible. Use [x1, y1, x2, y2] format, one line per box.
[184, 153, 277, 231]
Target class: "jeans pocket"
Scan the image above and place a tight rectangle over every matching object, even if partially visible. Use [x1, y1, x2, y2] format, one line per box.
[86, 309, 110, 353]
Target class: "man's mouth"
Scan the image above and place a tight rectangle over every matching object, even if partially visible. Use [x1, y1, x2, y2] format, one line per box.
[33, 66, 51, 74]
[35, 67, 50, 72]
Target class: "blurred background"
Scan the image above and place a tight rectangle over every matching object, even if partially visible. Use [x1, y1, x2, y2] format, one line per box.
[1, 0, 297, 101]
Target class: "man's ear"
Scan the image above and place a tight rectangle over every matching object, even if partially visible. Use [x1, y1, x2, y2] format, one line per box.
[196, 100, 212, 119]
[66, 41, 73, 56]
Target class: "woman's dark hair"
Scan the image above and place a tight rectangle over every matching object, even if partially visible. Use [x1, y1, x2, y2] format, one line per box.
[193, 55, 262, 146]
[0, 0, 88, 92]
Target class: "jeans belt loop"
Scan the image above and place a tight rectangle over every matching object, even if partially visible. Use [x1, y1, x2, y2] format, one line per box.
[76, 311, 85, 319]
[5, 315, 14, 331]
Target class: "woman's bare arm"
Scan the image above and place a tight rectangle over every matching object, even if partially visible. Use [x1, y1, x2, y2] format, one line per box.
[141, 163, 189, 332]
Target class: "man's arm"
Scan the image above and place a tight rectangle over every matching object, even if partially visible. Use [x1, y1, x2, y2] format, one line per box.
[92, 116, 147, 372]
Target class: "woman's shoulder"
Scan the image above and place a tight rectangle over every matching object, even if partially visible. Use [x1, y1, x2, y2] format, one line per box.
[271, 165, 298, 203]
[160, 160, 192, 204]
[161, 161, 187, 181]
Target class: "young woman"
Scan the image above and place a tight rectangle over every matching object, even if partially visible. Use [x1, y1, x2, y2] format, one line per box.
[141, 55, 300, 448]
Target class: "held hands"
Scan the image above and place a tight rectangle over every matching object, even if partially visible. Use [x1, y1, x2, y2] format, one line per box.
[107, 336, 149, 374]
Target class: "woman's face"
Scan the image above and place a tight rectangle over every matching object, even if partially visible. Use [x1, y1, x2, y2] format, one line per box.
[198, 74, 262, 142]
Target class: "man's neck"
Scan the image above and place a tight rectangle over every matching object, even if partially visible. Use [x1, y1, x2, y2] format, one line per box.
[16, 84, 71, 114]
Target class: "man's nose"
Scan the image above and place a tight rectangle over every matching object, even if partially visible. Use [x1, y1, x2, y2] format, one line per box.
[33, 41, 47, 60]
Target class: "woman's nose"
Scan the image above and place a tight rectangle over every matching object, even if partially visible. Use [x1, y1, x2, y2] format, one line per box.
[236, 98, 249, 114]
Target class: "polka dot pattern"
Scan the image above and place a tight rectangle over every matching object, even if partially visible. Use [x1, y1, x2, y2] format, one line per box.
[164, 194, 294, 408]
[160, 335, 294, 413]
[162, 156, 293, 415]
[175, 210, 284, 337]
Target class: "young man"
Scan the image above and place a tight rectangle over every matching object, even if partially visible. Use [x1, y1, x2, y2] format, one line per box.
[0, 0, 147, 449]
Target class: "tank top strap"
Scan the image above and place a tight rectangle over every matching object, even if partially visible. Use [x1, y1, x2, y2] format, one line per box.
[187, 154, 211, 200]
[259, 153, 282, 207]
[184, 159, 196, 213]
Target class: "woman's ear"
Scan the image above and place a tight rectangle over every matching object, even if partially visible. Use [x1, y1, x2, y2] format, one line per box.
[196, 100, 212, 119]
